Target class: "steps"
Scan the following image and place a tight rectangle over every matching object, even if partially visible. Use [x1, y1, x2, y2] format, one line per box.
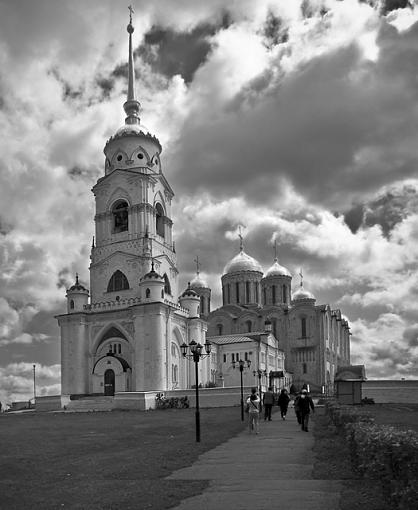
[64, 396, 114, 412]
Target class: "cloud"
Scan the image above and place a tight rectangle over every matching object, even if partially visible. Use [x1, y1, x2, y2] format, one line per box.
[350, 313, 418, 378]
[0, 332, 50, 347]
[0, 0, 417, 387]
[0, 363, 60, 405]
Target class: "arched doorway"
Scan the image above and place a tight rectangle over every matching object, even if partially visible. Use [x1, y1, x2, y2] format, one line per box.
[104, 369, 115, 396]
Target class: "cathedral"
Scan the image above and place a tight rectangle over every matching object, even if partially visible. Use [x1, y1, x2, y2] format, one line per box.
[201, 244, 351, 394]
[56, 16, 350, 404]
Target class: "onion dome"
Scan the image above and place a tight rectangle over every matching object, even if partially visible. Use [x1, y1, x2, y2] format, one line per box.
[108, 123, 162, 152]
[141, 262, 163, 282]
[68, 274, 88, 292]
[181, 282, 198, 298]
[190, 272, 209, 289]
[223, 249, 263, 275]
[292, 285, 315, 301]
[291, 269, 315, 303]
[264, 257, 291, 278]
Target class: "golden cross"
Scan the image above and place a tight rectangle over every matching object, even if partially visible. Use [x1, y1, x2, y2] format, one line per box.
[299, 268, 303, 287]
[238, 224, 245, 251]
[128, 4, 134, 23]
[194, 256, 201, 274]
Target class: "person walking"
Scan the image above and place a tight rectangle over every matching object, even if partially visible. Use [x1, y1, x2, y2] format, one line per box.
[298, 388, 315, 431]
[246, 387, 261, 434]
[263, 386, 275, 421]
[293, 392, 302, 424]
[277, 388, 290, 420]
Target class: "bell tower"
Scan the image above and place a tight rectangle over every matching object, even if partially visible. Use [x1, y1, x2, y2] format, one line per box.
[89, 12, 178, 305]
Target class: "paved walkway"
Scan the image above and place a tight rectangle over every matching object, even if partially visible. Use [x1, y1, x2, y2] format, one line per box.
[167, 409, 342, 510]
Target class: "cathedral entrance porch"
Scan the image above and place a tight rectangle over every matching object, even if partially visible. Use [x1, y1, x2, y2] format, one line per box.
[92, 355, 131, 394]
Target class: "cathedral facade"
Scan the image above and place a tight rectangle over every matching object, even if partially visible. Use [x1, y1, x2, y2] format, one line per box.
[201, 247, 351, 393]
[56, 16, 349, 402]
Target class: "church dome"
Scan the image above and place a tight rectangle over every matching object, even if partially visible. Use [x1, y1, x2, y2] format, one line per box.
[190, 273, 208, 289]
[68, 274, 88, 292]
[223, 249, 263, 275]
[107, 123, 162, 152]
[141, 265, 163, 281]
[114, 123, 151, 137]
[181, 283, 198, 298]
[292, 285, 315, 302]
[264, 258, 291, 278]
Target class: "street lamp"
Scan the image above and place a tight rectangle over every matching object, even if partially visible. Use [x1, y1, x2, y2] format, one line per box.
[253, 369, 267, 405]
[232, 359, 251, 421]
[32, 364, 36, 408]
[181, 339, 212, 443]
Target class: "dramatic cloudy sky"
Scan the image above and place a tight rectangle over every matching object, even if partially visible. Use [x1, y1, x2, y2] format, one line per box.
[0, 0, 417, 404]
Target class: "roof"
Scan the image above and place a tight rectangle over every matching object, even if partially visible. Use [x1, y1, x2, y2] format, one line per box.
[264, 258, 291, 278]
[223, 249, 263, 275]
[207, 335, 257, 345]
[335, 364, 366, 381]
[208, 332, 268, 345]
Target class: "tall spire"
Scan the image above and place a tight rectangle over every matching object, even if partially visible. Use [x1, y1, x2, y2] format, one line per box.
[123, 5, 141, 125]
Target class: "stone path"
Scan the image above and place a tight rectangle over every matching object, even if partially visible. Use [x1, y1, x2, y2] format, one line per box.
[167, 410, 342, 510]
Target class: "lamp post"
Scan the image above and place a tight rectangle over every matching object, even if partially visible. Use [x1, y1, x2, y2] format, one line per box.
[181, 339, 212, 443]
[232, 359, 251, 421]
[253, 369, 266, 404]
[32, 364, 36, 407]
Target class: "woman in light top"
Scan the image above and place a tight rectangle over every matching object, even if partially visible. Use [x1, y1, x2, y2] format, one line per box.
[246, 387, 261, 434]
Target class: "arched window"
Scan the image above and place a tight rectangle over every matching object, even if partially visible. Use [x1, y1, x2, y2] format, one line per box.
[255, 282, 259, 303]
[236, 282, 240, 304]
[70, 299, 74, 309]
[146, 288, 151, 298]
[303, 363, 307, 374]
[155, 203, 165, 237]
[112, 200, 129, 233]
[107, 270, 129, 292]
[246, 320, 252, 333]
[217, 324, 223, 335]
[246, 281, 250, 303]
[272, 285, 276, 304]
[161, 289, 164, 298]
[282, 285, 287, 304]
[301, 317, 307, 338]
[200, 295, 204, 314]
[163, 274, 171, 295]
[227, 284, 231, 304]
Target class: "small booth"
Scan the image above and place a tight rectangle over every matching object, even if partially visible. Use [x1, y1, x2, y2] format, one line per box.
[334, 365, 366, 405]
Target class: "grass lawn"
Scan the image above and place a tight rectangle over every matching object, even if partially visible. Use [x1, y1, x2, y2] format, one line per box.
[0, 407, 246, 510]
[313, 403, 418, 510]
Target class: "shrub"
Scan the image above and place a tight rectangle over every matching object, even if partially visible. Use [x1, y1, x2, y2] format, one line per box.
[324, 400, 418, 510]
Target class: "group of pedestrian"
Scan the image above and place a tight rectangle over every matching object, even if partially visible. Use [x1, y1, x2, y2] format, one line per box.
[246, 385, 314, 434]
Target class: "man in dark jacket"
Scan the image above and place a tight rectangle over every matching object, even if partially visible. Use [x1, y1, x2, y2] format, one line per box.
[298, 389, 315, 432]
[263, 387, 275, 421]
